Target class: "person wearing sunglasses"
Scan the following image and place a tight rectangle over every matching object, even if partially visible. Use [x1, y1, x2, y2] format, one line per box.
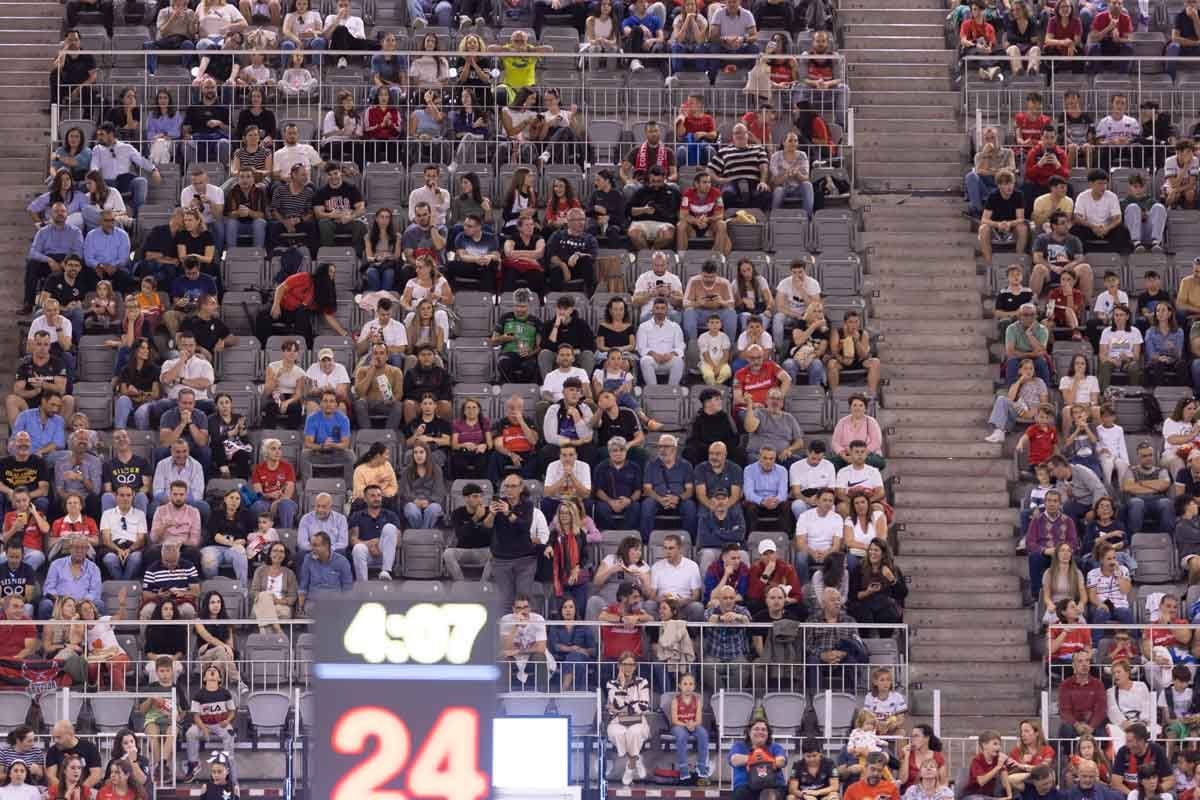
[98, 484, 147, 579]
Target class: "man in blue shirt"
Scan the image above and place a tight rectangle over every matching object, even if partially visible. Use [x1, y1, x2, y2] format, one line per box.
[163, 257, 219, 339]
[449, 214, 501, 293]
[83, 210, 133, 293]
[38, 537, 102, 621]
[694, 441, 744, 517]
[639, 434, 697, 541]
[12, 391, 66, 464]
[620, 0, 664, 71]
[697, 489, 748, 575]
[592, 437, 643, 530]
[348, 485, 401, 582]
[304, 390, 353, 476]
[297, 492, 349, 556]
[741, 445, 790, 533]
[23, 202, 84, 314]
[298, 531, 353, 614]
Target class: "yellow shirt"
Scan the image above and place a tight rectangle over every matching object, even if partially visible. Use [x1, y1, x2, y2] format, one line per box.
[1180, 275, 1200, 314]
[499, 45, 539, 89]
[352, 461, 398, 499]
[1031, 194, 1074, 229]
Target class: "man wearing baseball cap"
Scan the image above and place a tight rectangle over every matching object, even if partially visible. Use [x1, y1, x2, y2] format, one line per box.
[746, 538, 801, 613]
[303, 347, 350, 415]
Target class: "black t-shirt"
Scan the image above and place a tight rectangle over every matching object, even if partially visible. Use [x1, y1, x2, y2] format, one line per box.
[1176, 9, 1199, 40]
[182, 314, 231, 354]
[15, 354, 67, 388]
[794, 318, 830, 352]
[403, 366, 453, 402]
[206, 508, 256, 547]
[596, 323, 635, 352]
[751, 606, 806, 624]
[0, 562, 35, 599]
[184, 102, 230, 133]
[103, 454, 151, 493]
[1113, 742, 1172, 785]
[201, 781, 242, 800]
[0, 455, 47, 493]
[59, 53, 96, 85]
[789, 755, 835, 789]
[403, 416, 452, 450]
[42, 274, 86, 307]
[1035, 233, 1085, 262]
[144, 223, 177, 259]
[46, 737, 102, 776]
[175, 229, 215, 257]
[504, 231, 545, 260]
[546, 229, 599, 265]
[236, 107, 278, 141]
[311, 183, 363, 216]
[985, 189, 1023, 222]
[1137, 289, 1172, 316]
[452, 505, 491, 550]
[996, 288, 1035, 313]
[594, 407, 640, 449]
[119, 359, 159, 394]
[204, 53, 235, 82]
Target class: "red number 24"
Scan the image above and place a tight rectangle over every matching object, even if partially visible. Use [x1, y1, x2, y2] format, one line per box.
[330, 706, 489, 800]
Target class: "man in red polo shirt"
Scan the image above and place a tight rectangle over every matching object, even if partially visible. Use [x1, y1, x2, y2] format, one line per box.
[0, 595, 38, 660]
[1057, 650, 1108, 741]
[597, 581, 651, 663]
[733, 345, 791, 422]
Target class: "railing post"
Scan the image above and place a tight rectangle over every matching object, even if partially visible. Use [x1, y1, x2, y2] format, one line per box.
[932, 689, 941, 739]
[1041, 689, 1050, 737]
[60, 685, 69, 724]
[823, 689, 832, 740]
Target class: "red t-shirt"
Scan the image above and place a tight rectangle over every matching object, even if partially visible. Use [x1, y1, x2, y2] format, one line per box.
[1046, 286, 1083, 327]
[1015, 112, 1053, 147]
[960, 18, 996, 46]
[734, 362, 786, 408]
[601, 603, 644, 660]
[1092, 10, 1132, 37]
[902, 751, 945, 790]
[1026, 424, 1058, 466]
[969, 753, 1002, 795]
[682, 187, 723, 218]
[279, 272, 335, 315]
[50, 516, 98, 542]
[496, 420, 534, 454]
[1050, 625, 1092, 660]
[3, 511, 44, 552]
[1009, 744, 1056, 767]
[1148, 617, 1189, 649]
[0, 617, 36, 659]
[740, 111, 771, 145]
[681, 113, 716, 137]
[252, 460, 296, 496]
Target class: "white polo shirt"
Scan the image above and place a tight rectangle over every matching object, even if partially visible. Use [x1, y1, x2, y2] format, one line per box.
[794, 508, 844, 551]
[789, 458, 836, 492]
[650, 556, 703, 600]
[359, 318, 409, 349]
[541, 367, 590, 402]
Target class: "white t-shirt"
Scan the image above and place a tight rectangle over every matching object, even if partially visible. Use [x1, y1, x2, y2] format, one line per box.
[499, 612, 547, 650]
[359, 318, 409, 349]
[404, 276, 450, 306]
[1074, 189, 1122, 227]
[863, 690, 908, 723]
[794, 508, 844, 551]
[1093, 290, 1130, 319]
[1099, 326, 1143, 360]
[197, 2, 245, 36]
[634, 270, 683, 301]
[99, 507, 147, 545]
[1058, 374, 1100, 405]
[1097, 423, 1129, 463]
[790, 458, 836, 492]
[846, 509, 886, 555]
[180, 184, 225, 226]
[544, 459, 592, 493]
[274, 144, 322, 178]
[1086, 564, 1130, 608]
[1163, 417, 1195, 459]
[736, 330, 775, 353]
[160, 355, 215, 401]
[28, 315, 71, 344]
[0, 784, 42, 800]
[306, 362, 350, 390]
[268, 360, 306, 395]
[775, 275, 822, 314]
[835, 463, 884, 493]
[650, 557, 703, 599]
[1163, 154, 1200, 184]
[697, 330, 731, 363]
[322, 11, 365, 38]
[542, 367, 590, 402]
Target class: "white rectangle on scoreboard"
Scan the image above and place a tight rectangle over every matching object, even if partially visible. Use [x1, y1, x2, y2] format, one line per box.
[492, 716, 570, 791]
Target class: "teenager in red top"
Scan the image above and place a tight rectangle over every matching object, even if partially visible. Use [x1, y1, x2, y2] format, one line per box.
[959, 0, 1000, 79]
[255, 262, 348, 347]
[668, 673, 710, 779]
[1018, 405, 1059, 466]
[1087, 0, 1134, 60]
[249, 440, 299, 529]
[1014, 93, 1053, 154]
[674, 94, 719, 167]
[1049, 598, 1092, 662]
[968, 732, 1010, 798]
[678, 172, 731, 255]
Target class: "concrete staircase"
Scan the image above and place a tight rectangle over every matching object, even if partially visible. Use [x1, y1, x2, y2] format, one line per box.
[862, 198, 1041, 735]
[0, 1, 60, 393]
[841, 0, 969, 193]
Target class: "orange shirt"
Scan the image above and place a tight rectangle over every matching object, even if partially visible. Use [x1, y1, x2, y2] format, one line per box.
[845, 777, 901, 800]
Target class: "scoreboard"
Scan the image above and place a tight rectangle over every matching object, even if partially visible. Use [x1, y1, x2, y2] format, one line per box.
[312, 587, 497, 800]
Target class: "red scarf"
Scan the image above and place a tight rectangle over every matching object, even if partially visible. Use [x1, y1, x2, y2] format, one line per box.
[634, 141, 669, 173]
[552, 527, 581, 597]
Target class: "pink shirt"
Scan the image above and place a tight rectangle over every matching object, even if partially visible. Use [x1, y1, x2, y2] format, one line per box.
[149, 503, 201, 548]
[831, 414, 884, 455]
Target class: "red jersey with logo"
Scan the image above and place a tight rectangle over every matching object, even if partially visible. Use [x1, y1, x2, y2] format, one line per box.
[734, 362, 787, 408]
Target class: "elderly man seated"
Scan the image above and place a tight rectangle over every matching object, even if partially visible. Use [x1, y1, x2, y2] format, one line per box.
[745, 388, 805, 467]
[704, 584, 752, 690]
[807, 587, 867, 692]
[592, 438, 643, 531]
[38, 537, 101, 621]
[639, 434, 698, 542]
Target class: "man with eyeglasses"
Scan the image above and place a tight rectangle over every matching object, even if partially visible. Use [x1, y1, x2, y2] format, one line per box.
[98, 484, 147, 580]
[450, 213, 501, 293]
[639, 434, 698, 541]
[1003, 303, 1052, 386]
[499, 593, 548, 689]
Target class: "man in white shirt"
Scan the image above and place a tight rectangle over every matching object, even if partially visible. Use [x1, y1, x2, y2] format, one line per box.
[631, 251, 684, 321]
[272, 123, 322, 182]
[792, 486, 842, 575]
[321, 0, 372, 67]
[1162, 139, 1199, 209]
[773, 257, 822, 346]
[499, 593, 549, 687]
[1093, 93, 1140, 170]
[355, 297, 408, 367]
[1086, 542, 1133, 627]
[305, 347, 351, 413]
[408, 164, 451, 228]
[541, 442, 591, 520]
[135, 331, 215, 429]
[27, 298, 74, 372]
[180, 166, 226, 253]
[540, 345, 591, 403]
[1070, 169, 1132, 255]
[636, 298, 686, 386]
[789, 440, 836, 519]
[835, 440, 886, 509]
[98, 484, 148, 580]
[649, 532, 705, 621]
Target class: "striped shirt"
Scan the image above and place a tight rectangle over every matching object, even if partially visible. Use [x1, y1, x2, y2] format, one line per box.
[234, 146, 269, 173]
[0, 744, 45, 771]
[142, 559, 200, 594]
[710, 144, 768, 182]
[271, 182, 314, 219]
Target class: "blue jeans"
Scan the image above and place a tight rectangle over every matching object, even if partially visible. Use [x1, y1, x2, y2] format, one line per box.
[1166, 42, 1200, 78]
[112, 395, 146, 429]
[675, 138, 714, 167]
[1004, 356, 1051, 386]
[701, 40, 758, 72]
[965, 170, 997, 215]
[363, 264, 396, 291]
[783, 356, 826, 386]
[1126, 494, 1175, 533]
[407, 0, 453, 24]
[404, 501, 443, 529]
[251, 498, 298, 529]
[682, 307, 737, 342]
[670, 42, 708, 73]
[671, 724, 709, 775]
[108, 174, 147, 214]
[102, 549, 144, 580]
[143, 38, 195, 73]
[225, 218, 267, 250]
[639, 497, 698, 542]
[772, 183, 815, 217]
[201, 544, 249, 585]
[1088, 602, 1134, 645]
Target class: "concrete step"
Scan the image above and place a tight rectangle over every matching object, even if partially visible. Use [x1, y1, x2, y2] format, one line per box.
[905, 591, 1024, 611]
[840, 0, 950, 9]
[911, 642, 1029, 662]
[842, 47, 957, 65]
[870, 261, 978, 277]
[842, 22, 947, 39]
[856, 131, 968, 151]
[893, 490, 1010, 508]
[858, 175, 966, 193]
[899, 536, 1015, 556]
[847, 61, 951, 79]
[904, 607, 1031, 630]
[932, 715, 1044, 736]
[897, 553, 1015, 574]
[855, 117, 963, 134]
[876, 337, 989, 353]
[885, 378, 996, 394]
[843, 34, 949, 49]
[859, 159, 967, 177]
[882, 392, 992, 409]
[854, 103, 958, 120]
[852, 89, 959, 107]
[917, 676, 1044, 698]
[873, 304, 980, 321]
[886, 458, 1011, 479]
[888, 427, 995, 443]
[884, 364, 993, 381]
[873, 288, 985, 306]
[863, 231, 977, 248]
[893, 500, 1017, 521]
[0, 16, 72, 28]
[869, 276, 983, 293]
[913, 626, 1027, 645]
[840, 8, 949, 23]
[879, 349, 988, 366]
[877, 321, 991, 337]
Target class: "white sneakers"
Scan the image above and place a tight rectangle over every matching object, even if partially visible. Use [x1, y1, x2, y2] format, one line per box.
[984, 429, 1005, 443]
[621, 766, 634, 786]
[635, 759, 646, 780]
[631, 58, 644, 71]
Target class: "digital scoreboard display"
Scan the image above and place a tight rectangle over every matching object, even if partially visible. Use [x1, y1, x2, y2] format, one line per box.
[313, 588, 498, 800]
